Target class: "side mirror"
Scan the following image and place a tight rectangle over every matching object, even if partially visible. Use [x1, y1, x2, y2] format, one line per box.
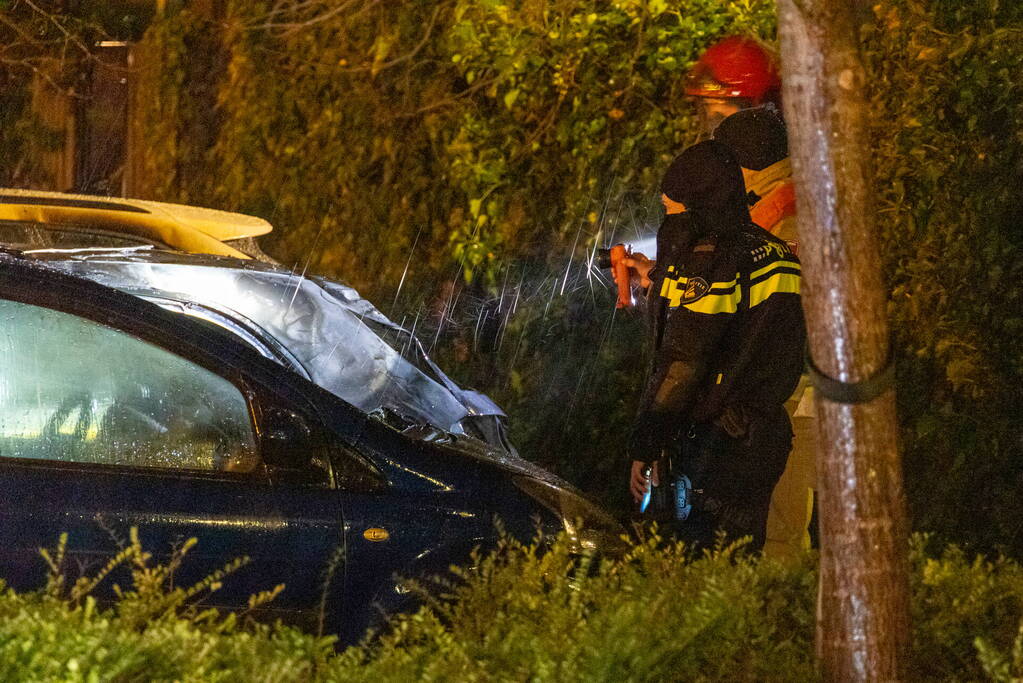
[261, 408, 314, 469]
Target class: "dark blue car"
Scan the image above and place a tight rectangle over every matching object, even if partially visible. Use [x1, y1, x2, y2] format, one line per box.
[0, 251, 623, 642]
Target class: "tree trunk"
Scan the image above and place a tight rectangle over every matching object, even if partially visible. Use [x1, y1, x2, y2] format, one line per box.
[775, 1, 911, 680]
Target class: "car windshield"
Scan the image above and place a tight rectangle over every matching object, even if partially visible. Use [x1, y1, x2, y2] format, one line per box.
[39, 251, 506, 446]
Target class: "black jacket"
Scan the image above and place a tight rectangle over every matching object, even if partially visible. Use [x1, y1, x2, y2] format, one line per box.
[630, 145, 805, 462]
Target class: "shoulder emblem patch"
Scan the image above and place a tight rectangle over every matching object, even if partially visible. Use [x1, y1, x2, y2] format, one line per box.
[681, 277, 709, 303]
[660, 272, 740, 313]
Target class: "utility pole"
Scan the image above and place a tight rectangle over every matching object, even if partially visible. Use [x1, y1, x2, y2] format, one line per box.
[775, 1, 911, 680]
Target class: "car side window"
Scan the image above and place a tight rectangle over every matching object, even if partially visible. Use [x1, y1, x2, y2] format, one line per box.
[0, 299, 258, 473]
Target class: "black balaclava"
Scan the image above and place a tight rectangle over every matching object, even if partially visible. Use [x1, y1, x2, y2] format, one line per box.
[660, 140, 751, 239]
[713, 106, 789, 171]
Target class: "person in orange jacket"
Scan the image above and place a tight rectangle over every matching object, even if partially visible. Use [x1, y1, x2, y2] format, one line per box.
[713, 106, 798, 250]
[624, 38, 790, 282]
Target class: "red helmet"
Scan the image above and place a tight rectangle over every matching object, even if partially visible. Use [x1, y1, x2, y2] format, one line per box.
[685, 37, 781, 103]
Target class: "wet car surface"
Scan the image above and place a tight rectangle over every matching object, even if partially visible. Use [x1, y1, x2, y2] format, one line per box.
[0, 251, 623, 641]
[39, 249, 517, 454]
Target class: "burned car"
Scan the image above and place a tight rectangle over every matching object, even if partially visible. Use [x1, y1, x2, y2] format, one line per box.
[0, 228, 623, 643]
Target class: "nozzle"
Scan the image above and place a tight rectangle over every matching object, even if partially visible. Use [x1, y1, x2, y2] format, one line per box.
[595, 244, 634, 307]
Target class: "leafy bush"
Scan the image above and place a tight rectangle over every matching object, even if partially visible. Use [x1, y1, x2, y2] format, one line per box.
[865, 1, 1023, 552]
[332, 532, 818, 682]
[0, 529, 334, 682]
[7, 530, 1023, 681]
[336, 533, 1023, 682]
[127, 0, 776, 296]
[440, 0, 775, 279]
[911, 537, 1023, 679]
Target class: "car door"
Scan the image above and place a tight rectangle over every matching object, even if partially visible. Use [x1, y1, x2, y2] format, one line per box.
[0, 263, 345, 628]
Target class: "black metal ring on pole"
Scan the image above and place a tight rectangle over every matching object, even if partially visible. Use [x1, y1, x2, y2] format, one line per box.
[805, 347, 895, 404]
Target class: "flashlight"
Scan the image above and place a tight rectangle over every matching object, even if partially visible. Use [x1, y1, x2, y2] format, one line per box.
[596, 243, 634, 308]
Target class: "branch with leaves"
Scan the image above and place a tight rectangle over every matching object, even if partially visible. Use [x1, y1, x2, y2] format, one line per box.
[0, 0, 107, 92]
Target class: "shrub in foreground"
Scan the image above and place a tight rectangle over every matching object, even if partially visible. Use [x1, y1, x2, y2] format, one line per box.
[3, 532, 1023, 681]
[333, 533, 817, 682]
[0, 530, 335, 682]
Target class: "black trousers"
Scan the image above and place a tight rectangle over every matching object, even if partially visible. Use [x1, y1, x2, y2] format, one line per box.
[671, 407, 793, 554]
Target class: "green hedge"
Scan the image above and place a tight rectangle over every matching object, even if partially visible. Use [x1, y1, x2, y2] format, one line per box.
[4, 532, 1023, 681]
[126, 0, 776, 295]
[865, 1, 1023, 551]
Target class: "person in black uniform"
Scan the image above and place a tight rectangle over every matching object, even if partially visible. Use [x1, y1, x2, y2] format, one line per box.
[627, 140, 805, 553]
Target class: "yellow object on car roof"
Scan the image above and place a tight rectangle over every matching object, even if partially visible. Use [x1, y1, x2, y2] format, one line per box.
[0, 189, 272, 260]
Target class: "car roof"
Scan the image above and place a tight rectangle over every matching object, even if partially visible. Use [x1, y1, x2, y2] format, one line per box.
[0, 189, 273, 259]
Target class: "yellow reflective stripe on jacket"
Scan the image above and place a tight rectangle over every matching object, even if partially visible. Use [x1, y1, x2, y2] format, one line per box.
[749, 271, 801, 308]
[660, 275, 741, 313]
[659, 275, 681, 305]
[751, 257, 801, 281]
[684, 287, 741, 314]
